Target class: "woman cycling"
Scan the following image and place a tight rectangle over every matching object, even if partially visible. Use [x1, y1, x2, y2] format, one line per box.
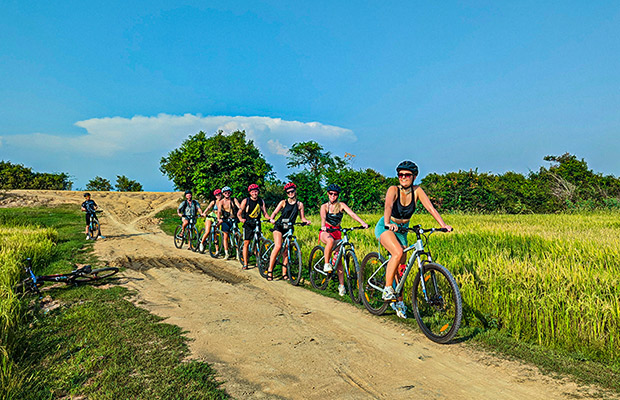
[266, 182, 311, 281]
[319, 184, 369, 296]
[198, 188, 222, 253]
[376, 161, 452, 303]
[217, 186, 241, 259]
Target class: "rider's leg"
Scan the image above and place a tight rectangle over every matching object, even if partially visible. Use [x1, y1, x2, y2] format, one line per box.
[268, 231, 283, 274]
[380, 230, 405, 298]
[320, 232, 335, 272]
[242, 240, 250, 267]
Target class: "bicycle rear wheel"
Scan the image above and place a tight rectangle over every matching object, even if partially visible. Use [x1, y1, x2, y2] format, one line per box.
[73, 267, 120, 283]
[258, 239, 273, 278]
[411, 262, 462, 344]
[360, 252, 389, 315]
[345, 250, 361, 304]
[209, 230, 221, 258]
[174, 225, 184, 249]
[308, 245, 328, 290]
[287, 241, 303, 286]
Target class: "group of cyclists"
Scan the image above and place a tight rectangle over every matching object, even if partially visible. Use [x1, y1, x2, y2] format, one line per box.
[173, 160, 453, 318]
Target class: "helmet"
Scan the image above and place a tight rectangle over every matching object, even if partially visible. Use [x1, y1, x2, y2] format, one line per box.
[221, 186, 232, 193]
[284, 182, 297, 192]
[83, 192, 91, 198]
[184, 190, 192, 195]
[248, 184, 259, 192]
[326, 184, 341, 193]
[213, 189, 222, 196]
[396, 160, 419, 176]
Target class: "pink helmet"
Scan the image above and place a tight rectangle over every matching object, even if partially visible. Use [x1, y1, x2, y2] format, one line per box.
[284, 182, 297, 192]
[248, 183, 259, 192]
[213, 189, 222, 196]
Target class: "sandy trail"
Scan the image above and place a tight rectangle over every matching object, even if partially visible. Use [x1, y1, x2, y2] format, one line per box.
[3, 190, 614, 399]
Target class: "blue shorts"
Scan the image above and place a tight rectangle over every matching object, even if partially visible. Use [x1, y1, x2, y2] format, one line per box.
[374, 216, 409, 247]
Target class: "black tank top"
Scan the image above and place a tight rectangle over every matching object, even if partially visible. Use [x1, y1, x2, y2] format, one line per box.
[325, 203, 343, 226]
[391, 187, 415, 219]
[278, 200, 299, 223]
[243, 197, 264, 220]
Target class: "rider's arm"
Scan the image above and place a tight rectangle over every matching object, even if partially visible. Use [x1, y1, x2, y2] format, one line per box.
[341, 202, 369, 228]
[383, 186, 398, 230]
[269, 201, 285, 222]
[216, 199, 223, 220]
[237, 199, 247, 222]
[203, 200, 215, 215]
[298, 202, 310, 224]
[416, 187, 452, 231]
[261, 199, 270, 219]
[319, 203, 327, 231]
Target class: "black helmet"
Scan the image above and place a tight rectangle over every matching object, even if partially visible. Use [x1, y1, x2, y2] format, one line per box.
[184, 190, 192, 195]
[326, 184, 341, 193]
[396, 160, 418, 176]
[83, 192, 91, 198]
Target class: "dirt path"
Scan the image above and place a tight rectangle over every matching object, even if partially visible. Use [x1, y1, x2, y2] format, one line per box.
[3, 190, 614, 399]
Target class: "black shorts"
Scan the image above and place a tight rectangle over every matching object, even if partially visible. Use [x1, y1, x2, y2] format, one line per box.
[243, 220, 260, 241]
[272, 222, 293, 235]
[85, 213, 96, 224]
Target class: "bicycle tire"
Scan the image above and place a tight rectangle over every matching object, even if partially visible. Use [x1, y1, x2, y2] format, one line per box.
[287, 240, 303, 286]
[234, 231, 243, 262]
[411, 262, 462, 344]
[209, 230, 221, 258]
[72, 267, 120, 283]
[189, 226, 200, 251]
[91, 221, 100, 240]
[360, 252, 389, 315]
[13, 278, 44, 295]
[308, 245, 329, 290]
[258, 239, 273, 278]
[345, 250, 361, 304]
[174, 225, 185, 249]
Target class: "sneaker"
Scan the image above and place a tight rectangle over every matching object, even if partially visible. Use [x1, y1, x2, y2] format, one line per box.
[224, 251, 229, 259]
[199, 242, 205, 252]
[97, 236, 105, 240]
[382, 286, 397, 301]
[390, 301, 408, 319]
[323, 263, 333, 273]
[338, 284, 346, 297]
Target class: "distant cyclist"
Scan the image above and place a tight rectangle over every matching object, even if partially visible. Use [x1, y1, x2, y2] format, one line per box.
[81, 193, 103, 239]
[217, 186, 241, 259]
[177, 190, 203, 250]
[319, 184, 369, 296]
[266, 182, 311, 281]
[198, 188, 223, 253]
[237, 184, 270, 270]
[376, 161, 452, 312]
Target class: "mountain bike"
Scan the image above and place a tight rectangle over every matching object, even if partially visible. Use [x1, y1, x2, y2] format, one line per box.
[174, 215, 200, 250]
[85, 210, 102, 240]
[258, 221, 308, 285]
[14, 258, 119, 298]
[360, 225, 462, 344]
[238, 220, 269, 269]
[221, 218, 242, 260]
[197, 215, 222, 257]
[308, 226, 365, 303]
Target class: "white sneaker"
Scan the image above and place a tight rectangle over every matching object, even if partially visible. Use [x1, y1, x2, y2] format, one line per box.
[338, 284, 346, 297]
[199, 242, 205, 252]
[390, 301, 408, 319]
[224, 251, 229, 259]
[382, 286, 396, 301]
[323, 263, 333, 273]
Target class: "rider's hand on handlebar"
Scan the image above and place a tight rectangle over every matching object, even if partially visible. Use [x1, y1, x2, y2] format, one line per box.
[443, 225, 453, 232]
[386, 223, 397, 232]
[361, 223, 369, 229]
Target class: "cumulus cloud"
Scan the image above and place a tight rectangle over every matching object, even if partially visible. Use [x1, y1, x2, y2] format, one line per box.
[267, 139, 289, 156]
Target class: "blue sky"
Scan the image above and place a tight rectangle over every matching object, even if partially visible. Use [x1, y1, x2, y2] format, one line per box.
[1, 1, 619, 191]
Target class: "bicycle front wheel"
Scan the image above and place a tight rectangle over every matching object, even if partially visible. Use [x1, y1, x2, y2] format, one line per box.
[411, 262, 462, 344]
[174, 225, 184, 249]
[90, 221, 100, 240]
[258, 239, 273, 278]
[209, 230, 221, 258]
[73, 267, 120, 283]
[287, 241, 303, 286]
[13, 278, 44, 295]
[345, 250, 361, 304]
[308, 245, 328, 290]
[360, 252, 389, 315]
[189, 226, 200, 251]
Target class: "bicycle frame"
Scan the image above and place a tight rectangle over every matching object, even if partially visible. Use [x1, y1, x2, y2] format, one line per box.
[313, 230, 356, 278]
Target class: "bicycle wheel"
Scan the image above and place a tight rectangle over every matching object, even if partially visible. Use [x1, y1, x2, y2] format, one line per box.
[258, 239, 273, 278]
[174, 225, 185, 249]
[360, 252, 389, 315]
[189, 226, 200, 251]
[13, 278, 44, 295]
[73, 267, 120, 283]
[308, 245, 328, 290]
[91, 220, 100, 240]
[234, 231, 243, 262]
[252, 237, 262, 270]
[209, 230, 221, 258]
[287, 241, 303, 286]
[345, 250, 361, 304]
[411, 262, 462, 344]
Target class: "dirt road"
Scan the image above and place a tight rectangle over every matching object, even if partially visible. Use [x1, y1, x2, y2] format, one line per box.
[3, 190, 613, 399]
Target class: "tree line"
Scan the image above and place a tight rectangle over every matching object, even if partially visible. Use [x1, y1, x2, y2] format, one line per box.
[160, 130, 620, 213]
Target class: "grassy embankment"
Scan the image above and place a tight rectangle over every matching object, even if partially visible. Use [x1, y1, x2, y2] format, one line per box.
[157, 208, 620, 394]
[0, 205, 228, 400]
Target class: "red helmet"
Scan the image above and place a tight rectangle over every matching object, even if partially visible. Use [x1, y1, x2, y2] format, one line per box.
[284, 182, 297, 192]
[248, 184, 259, 192]
[213, 189, 222, 196]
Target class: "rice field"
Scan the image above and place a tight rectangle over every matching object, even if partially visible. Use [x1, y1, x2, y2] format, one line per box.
[293, 212, 620, 365]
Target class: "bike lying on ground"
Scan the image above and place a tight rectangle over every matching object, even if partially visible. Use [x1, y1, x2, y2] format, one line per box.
[258, 221, 308, 285]
[86, 210, 103, 240]
[308, 226, 365, 303]
[14, 258, 119, 298]
[359, 225, 462, 344]
[174, 215, 200, 250]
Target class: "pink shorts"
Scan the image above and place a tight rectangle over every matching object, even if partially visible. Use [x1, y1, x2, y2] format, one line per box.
[319, 223, 342, 242]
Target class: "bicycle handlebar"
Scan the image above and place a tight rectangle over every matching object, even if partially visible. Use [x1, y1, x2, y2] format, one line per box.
[395, 225, 452, 234]
[323, 226, 367, 233]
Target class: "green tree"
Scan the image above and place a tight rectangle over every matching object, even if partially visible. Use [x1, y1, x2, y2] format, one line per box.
[86, 176, 112, 191]
[160, 130, 273, 199]
[324, 167, 396, 212]
[0, 161, 72, 190]
[115, 175, 143, 192]
[286, 141, 348, 176]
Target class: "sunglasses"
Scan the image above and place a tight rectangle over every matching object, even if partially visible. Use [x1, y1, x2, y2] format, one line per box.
[327, 192, 339, 196]
[286, 189, 296, 194]
[398, 173, 414, 179]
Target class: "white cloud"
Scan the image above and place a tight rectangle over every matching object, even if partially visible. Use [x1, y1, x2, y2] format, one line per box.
[267, 139, 289, 156]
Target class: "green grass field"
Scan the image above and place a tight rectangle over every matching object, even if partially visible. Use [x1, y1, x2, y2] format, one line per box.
[0, 205, 228, 400]
[157, 208, 620, 392]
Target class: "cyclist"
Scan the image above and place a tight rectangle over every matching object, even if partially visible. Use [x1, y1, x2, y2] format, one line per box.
[177, 190, 203, 250]
[266, 182, 311, 281]
[237, 183, 270, 270]
[198, 188, 223, 252]
[319, 184, 369, 296]
[81, 192, 103, 239]
[376, 161, 452, 315]
[217, 186, 241, 259]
